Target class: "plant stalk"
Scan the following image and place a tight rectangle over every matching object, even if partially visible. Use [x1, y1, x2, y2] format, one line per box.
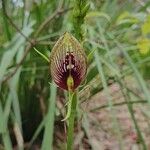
[67, 91, 77, 150]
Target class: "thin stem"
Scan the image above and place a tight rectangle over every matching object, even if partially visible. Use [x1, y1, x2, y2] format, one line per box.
[62, 91, 74, 121]
[33, 47, 49, 63]
[66, 0, 89, 149]
[90, 100, 147, 112]
[29, 118, 46, 146]
[67, 91, 77, 150]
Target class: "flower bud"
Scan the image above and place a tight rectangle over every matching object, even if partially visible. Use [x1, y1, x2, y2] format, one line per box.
[50, 32, 87, 91]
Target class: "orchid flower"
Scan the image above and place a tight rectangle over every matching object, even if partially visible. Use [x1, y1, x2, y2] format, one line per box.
[50, 32, 87, 92]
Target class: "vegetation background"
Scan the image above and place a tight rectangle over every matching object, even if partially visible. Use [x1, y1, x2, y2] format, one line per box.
[0, 0, 150, 149]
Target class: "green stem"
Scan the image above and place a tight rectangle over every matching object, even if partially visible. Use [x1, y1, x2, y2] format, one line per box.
[66, 0, 89, 149]
[2, 131, 13, 150]
[62, 91, 74, 121]
[33, 47, 49, 63]
[67, 91, 77, 150]
[0, 102, 13, 150]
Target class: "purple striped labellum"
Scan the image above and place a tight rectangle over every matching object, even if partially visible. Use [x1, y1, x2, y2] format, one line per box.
[50, 32, 87, 91]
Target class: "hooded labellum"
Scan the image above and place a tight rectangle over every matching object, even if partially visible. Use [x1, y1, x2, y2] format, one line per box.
[50, 32, 87, 91]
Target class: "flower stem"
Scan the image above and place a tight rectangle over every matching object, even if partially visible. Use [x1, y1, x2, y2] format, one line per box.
[67, 91, 77, 150]
[66, 0, 89, 149]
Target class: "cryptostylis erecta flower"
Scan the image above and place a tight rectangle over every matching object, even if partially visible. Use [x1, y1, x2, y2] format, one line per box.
[50, 32, 87, 92]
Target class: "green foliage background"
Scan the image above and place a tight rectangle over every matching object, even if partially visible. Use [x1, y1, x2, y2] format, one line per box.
[0, 0, 150, 149]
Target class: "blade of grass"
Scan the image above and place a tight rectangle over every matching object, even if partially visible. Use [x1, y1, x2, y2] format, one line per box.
[9, 70, 22, 130]
[0, 102, 5, 133]
[0, 102, 13, 150]
[30, 118, 46, 146]
[2, 11, 11, 40]
[91, 30, 148, 149]
[113, 39, 150, 105]
[33, 47, 49, 63]
[8, 76, 24, 150]
[117, 78, 147, 149]
[3, 23, 33, 148]
[90, 100, 147, 112]
[88, 25, 123, 149]
[87, 42, 120, 77]
[4, 94, 12, 124]
[41, 83, 57, 150]
[82, 113, 100, 150]
[2, 131, 13, 150]
[95, 29, 148, 148]
[93, 48, 123, 149]
[36, 31, 61, 41]
[0, 21, 34, 90]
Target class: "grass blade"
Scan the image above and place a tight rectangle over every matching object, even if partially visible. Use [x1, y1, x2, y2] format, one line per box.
[41, 83, 57, 150]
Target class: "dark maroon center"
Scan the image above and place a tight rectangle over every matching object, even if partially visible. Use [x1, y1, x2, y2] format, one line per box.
[54, 52, 82, 90]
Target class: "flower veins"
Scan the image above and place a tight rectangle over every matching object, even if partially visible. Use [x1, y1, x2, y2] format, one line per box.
[50, 32, 87, 91]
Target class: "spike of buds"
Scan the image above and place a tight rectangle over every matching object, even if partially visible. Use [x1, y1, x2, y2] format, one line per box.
[50, 32, 87, 91]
